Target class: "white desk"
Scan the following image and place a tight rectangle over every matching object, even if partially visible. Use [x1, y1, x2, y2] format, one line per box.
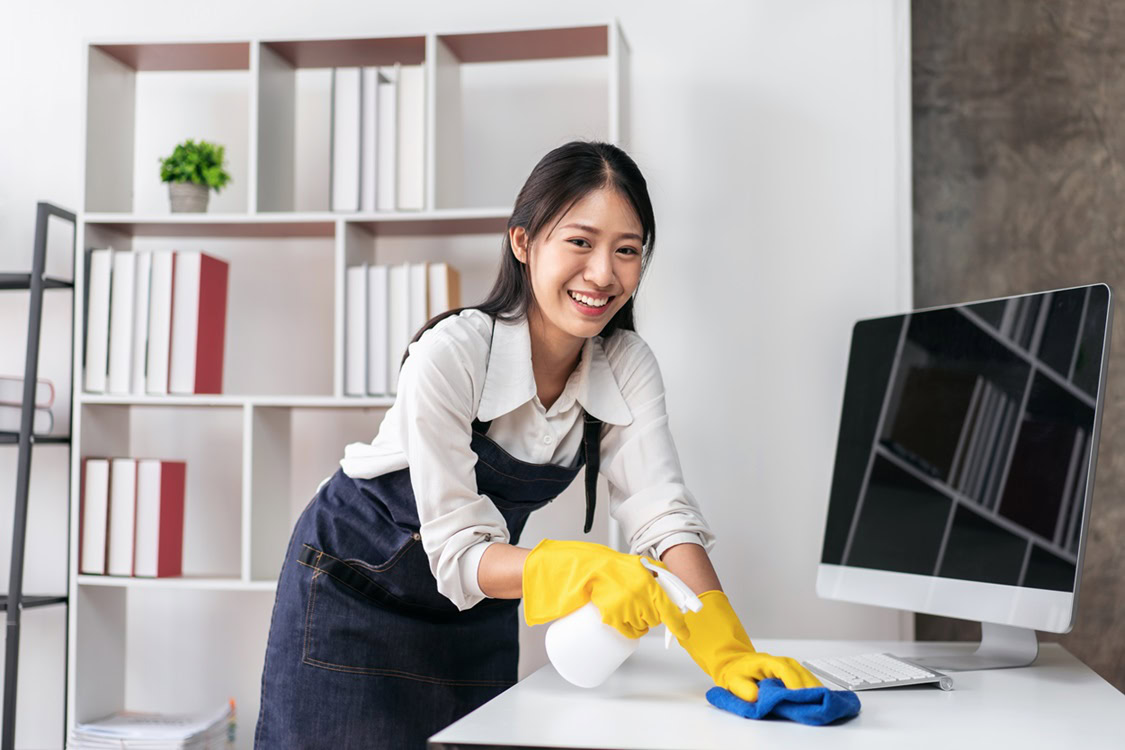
[429, 636, 1125, 749]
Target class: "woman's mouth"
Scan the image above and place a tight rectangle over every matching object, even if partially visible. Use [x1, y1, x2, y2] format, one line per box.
[568, 290, 615, 316]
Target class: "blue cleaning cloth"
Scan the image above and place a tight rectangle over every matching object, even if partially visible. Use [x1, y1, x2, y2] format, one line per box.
[706, 679, 861, 725]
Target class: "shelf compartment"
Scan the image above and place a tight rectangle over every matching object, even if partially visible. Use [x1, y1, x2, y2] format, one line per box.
[86, 46, 251, 214]
[79, 403, 244, 580]
[72, 585, 273, 736]
[257, 36, 428, 213]
[79, 231, 336, 397]
[431, 27, 616, 210]
[248, 405, 389, 582]
[339, 220, 507, 396]
[342, 218, 505, 304]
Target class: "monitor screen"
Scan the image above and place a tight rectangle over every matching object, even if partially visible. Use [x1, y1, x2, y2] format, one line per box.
[820, 285, 1110, 600]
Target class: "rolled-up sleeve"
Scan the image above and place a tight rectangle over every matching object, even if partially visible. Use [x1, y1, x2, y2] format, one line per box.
[394, 328, 509, 611]
[600, 334, 716, 560]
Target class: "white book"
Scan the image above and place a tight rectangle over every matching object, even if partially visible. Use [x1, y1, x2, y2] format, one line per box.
[0, 405, 53, 434]
[130, 252, 152, 396]
[106, 252, 137, 394]
[80, 458, 111, 575]
[168, 251, 229, 395]
[427, 263, 461, 318]
[83, 248, 114, 393]
[133, 460, 160, 579]
[360, 66, 379, 212]
[146, 251, 176, 395]
[0, 376, 54, 408]
[168, 251, 202, 395]
[366, 265, 390, 395]
[408, 262, 429, 337]
[345, 264, 368, 396]
[331, 67, 362, 212]
[387, 263, 410, 394]
[376, 65, 399, 212]
[107, 458, 138, 576]
[396, 64, 425, 211]
[133, 459, 186, 579]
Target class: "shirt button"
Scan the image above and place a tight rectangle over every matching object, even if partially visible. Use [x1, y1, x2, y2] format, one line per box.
[543, 434, 554, 444]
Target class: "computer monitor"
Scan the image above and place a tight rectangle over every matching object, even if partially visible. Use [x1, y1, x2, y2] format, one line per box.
[817, 284, 1113, 670]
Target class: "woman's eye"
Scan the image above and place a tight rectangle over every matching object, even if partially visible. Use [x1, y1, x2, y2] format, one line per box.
[568, 239, 591, 248]
[617, 247, 639, 256]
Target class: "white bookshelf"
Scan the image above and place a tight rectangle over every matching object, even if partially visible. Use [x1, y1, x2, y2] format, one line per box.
[67, 22, 629, 747]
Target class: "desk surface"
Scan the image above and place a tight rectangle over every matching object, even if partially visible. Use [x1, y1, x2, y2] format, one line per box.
[429, 636, 1125, 749]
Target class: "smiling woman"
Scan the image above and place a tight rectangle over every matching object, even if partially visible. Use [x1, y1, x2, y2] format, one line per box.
[254, 141, 819, 749]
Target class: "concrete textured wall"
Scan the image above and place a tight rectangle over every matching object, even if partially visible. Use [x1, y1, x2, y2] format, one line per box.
[912, 1, 1125, 691]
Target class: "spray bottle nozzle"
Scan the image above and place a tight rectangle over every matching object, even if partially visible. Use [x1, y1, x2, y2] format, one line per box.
[639, 558, 704, 649]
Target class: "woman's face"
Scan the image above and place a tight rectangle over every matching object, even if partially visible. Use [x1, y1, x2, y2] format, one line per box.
[511, 186, 644, 347]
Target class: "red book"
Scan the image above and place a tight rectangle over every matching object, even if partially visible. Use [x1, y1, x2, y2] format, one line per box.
[133, 460, 186, 578]
[169, 251, 229, 395]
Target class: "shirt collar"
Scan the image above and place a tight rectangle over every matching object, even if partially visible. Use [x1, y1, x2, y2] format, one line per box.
[476, 315, 633, 427]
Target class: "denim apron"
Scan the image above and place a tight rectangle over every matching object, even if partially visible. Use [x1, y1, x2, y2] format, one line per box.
[255, 331, 604, 749]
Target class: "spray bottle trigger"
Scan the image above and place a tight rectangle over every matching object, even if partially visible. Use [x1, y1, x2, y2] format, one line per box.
[639, 558, 703, 649]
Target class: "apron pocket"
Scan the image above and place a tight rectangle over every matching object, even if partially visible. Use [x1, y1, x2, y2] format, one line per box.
[297, 542, 462, 619]
[298, 549, 518, 686]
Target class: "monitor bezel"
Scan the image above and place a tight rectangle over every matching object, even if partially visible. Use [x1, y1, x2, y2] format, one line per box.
[816, 283, 1113, 634]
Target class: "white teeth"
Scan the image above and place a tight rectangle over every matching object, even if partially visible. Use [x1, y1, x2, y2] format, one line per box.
[569, 291, 609, 307]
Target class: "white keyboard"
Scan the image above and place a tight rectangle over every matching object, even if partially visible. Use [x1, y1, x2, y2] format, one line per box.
[802, 652, 954, 691]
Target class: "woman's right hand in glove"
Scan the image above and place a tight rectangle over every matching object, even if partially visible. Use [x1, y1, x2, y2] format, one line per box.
[522, 539, 689, 640]
[676, 589, 822, 702]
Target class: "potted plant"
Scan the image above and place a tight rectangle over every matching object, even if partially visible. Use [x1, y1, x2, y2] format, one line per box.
[159, 139, 232, 212]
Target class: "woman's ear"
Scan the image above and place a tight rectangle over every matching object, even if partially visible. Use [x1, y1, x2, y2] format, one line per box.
[510, 226, 529, 264]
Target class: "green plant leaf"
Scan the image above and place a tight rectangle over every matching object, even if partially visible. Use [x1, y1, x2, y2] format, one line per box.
[157, 138, 233, 192]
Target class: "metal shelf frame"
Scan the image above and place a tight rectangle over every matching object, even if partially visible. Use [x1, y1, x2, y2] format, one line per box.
[1, 201, 76, 750]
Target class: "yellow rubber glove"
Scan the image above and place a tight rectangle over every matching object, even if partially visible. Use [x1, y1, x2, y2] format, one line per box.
[677, 590, 822, 702]
[522, 539, 689, 641]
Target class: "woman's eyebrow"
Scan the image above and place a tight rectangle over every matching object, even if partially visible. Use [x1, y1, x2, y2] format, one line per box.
[560, 223, 642, 242]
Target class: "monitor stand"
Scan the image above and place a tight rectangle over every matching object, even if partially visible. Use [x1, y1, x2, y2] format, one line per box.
[909, 622, 1040, 671]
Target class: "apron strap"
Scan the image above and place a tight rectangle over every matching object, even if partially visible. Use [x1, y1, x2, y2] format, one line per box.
[474, 414, 602, 534]
[582, 415, 602, 534]
[475, 315, 604, 535]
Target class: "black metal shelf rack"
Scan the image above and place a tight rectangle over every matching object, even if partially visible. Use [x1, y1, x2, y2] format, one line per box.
[1, 202, 76, 750]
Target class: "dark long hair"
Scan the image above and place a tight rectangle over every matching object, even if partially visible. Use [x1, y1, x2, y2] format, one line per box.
[402, 140, 656, 367]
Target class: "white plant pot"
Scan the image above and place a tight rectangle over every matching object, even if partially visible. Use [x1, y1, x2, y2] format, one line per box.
[168, 182, 210, 213]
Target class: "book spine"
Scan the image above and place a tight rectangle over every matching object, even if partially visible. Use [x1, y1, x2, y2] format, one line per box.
[158, 461, 186, 578]
[194, 254, 230, 394]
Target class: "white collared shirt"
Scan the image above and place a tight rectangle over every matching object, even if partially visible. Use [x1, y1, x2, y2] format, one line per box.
[338, 309, 716, 611]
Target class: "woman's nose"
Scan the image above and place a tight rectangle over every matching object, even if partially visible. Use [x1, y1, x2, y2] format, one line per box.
[584, 250, 615, 287]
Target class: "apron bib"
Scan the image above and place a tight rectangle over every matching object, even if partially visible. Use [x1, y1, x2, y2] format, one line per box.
[255, 412, 603, 750]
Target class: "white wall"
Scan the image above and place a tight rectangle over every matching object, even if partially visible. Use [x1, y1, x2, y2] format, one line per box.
[0, 0, 911, 745]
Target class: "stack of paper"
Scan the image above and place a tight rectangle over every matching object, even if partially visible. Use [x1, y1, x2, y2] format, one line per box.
[68, 699, 235, 749]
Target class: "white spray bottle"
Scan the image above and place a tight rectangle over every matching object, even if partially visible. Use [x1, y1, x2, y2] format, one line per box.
[544, 558, 704, 688]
